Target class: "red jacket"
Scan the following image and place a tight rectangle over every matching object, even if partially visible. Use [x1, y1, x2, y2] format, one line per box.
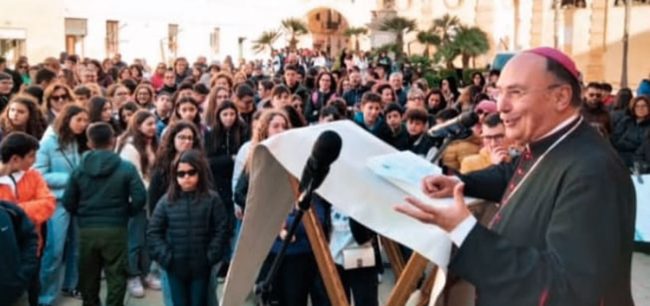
[0, 169, 56, 255]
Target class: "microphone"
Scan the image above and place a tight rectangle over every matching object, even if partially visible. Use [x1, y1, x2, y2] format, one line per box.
[427, 111, 479, 138]
[297, 130, 342, 209]
[255, 130, 342, 303]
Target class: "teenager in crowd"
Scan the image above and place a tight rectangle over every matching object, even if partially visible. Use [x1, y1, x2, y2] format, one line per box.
[148, 120, 203, 305]
[0, 95, 47, 140]
[148, 149, 228, 306]
[118, 101, 140, 133]
[0, 132, 56, 306]
[88, 96, 122, 135]
[36, 104, 89, 304]
[116, 109, 160, 297]
[62, 122, 146, 306]
[305, 71, 337, 123]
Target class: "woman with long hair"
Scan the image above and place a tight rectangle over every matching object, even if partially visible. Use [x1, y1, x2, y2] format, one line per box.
[107, 83, 131, 111]
[35, 104, 89, 303]
[425, 89, 447, 117]
[88, 96, 122, 135]
[204, 101, 246, 226]
[169, 96, 203, 133]
[116, 109, 160, 297]
[148, 120, 203, 306]
[42, 83, 75, 125]
[148, 149, 228, 306]
[305, 71, 338, 123]
[610, 88, 634, 125]
[134, 83, 156, 110]
[0, 95, 47, 139]
[57, 68, 78, 89]
[89, 59, 114, 88]
[118, 101, 140, 133]
[441, 76, 460, 104]
[204, 86, 231, 127]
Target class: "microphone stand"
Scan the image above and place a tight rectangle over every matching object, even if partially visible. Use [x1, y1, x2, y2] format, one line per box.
[429, 126, 471, 165]
[255, 179, 318, 306]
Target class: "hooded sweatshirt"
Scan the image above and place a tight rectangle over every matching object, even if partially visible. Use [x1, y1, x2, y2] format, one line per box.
[62, 150, 146, 228]
[0, 169, 55, 254]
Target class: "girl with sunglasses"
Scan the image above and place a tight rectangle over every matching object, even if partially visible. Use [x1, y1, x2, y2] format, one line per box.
[148, 149, 228, 306]
[148, 120, 203, 306]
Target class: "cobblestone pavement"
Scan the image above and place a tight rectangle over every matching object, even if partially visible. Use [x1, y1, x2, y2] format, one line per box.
[56, 252, 650, 306]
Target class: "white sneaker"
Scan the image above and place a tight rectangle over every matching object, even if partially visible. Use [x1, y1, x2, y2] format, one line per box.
[127, 277, 145, 298]
[145, 274, 162, 291]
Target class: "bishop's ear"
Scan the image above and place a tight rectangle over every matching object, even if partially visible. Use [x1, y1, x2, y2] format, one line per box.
[553, 84, 574, 111]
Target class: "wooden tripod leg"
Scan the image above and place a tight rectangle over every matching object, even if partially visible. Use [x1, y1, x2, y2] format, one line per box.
[380, 236, 405, 277]
[289, 178, 350, 306]
[384, 253, 429, 306]
[416, 265, 439, 306]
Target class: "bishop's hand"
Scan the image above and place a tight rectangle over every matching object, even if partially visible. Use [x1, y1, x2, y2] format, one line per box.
[395, 183, 471, 233]
[422, 175, 461, 198]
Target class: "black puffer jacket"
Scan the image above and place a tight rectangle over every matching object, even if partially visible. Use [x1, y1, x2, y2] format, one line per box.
[611, 115, 650, 168]
[147, 190, 228, 280]
[0, 201, 38, 305]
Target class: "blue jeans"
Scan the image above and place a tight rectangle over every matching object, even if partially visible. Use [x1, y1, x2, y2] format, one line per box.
[167, 273, 210, 306]
[128, 209, 149, 277]
[39, 204, 79, 304]
[160, 265, 219, 306]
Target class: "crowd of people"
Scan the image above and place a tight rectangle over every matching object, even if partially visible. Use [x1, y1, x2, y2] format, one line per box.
[0, 45, 649, 306]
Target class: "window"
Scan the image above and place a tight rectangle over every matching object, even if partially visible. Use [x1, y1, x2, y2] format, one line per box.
[65, 18, 87, 55]
[210, 27, 220, 54]
[106, 20, 119, 57]
[168, 24, 178, 56]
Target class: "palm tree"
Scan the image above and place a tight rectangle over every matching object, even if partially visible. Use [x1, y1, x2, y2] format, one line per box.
[431, 14, 461, 43]
[344, 27, 368, 52]
[453, 26, 490, 69]
[281, 18, 308, 50]
[380, 16, 417, 54]
[252, 30, 280, 56]
[430, 14, 462, 68]
[416, 31, 440, 57]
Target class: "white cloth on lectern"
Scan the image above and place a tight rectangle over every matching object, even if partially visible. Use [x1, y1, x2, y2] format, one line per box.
[221, 120, 454, 306]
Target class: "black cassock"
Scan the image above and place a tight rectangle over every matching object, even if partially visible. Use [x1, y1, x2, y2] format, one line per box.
[452, 117, 636, 306]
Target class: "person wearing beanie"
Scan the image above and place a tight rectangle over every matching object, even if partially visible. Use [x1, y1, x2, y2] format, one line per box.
[396, 47, 635, 306]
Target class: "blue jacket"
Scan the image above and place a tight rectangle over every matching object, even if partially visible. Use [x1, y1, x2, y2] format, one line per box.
[270, 198, 329, 256]
[34, 127, 82, 200]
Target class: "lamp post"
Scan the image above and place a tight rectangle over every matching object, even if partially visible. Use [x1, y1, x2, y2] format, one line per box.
[620, 0, 630, 88]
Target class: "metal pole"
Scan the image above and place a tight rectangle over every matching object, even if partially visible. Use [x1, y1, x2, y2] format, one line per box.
[620, 0, 630, 88]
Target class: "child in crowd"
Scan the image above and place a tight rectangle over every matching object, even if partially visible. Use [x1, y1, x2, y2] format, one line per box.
[148, 149, 228, 306]
[62, 122, 147, 306]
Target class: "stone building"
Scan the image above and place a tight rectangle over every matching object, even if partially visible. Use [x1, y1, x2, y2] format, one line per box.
[1, 0, 649, 88]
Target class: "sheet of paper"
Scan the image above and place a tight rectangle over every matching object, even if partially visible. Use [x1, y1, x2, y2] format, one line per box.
[367, 151, 478, 207]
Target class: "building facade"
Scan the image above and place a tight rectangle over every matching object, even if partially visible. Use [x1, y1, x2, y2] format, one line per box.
[1, 0, 649, 88]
